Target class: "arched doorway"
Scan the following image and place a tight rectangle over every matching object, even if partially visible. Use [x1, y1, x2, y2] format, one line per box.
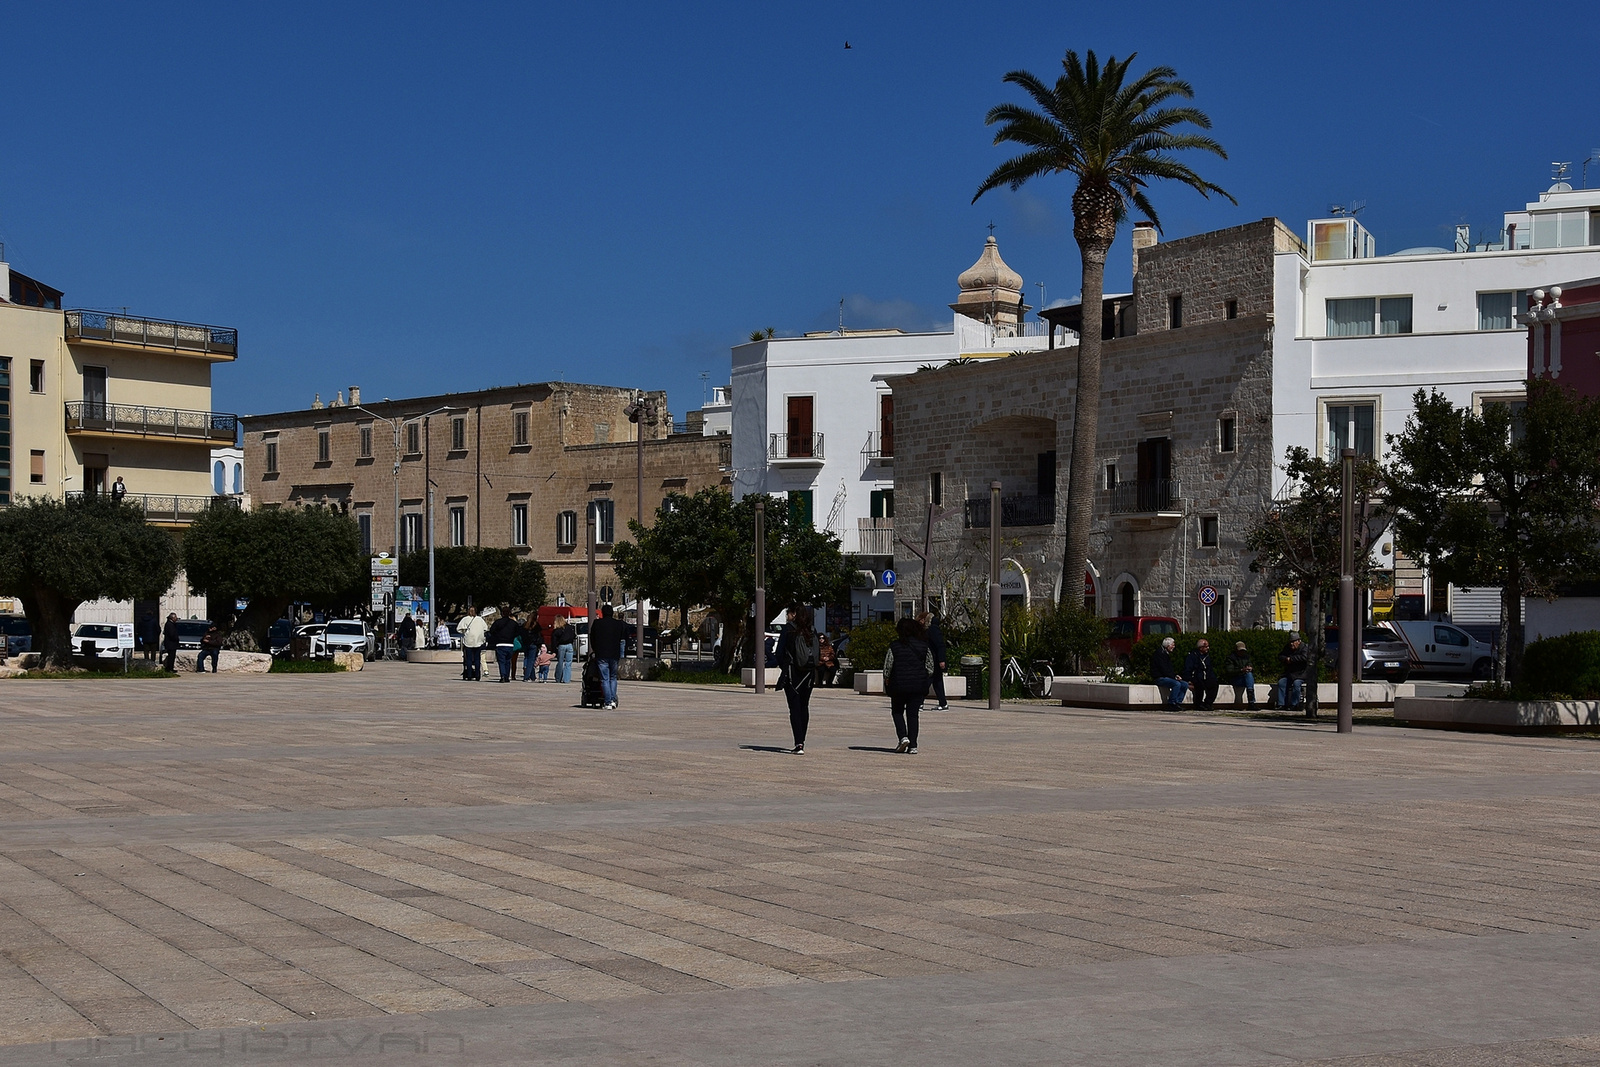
[1117, 580, 1138, 617]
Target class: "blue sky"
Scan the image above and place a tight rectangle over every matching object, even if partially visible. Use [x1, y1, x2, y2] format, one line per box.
[3, 1, 1595, 420]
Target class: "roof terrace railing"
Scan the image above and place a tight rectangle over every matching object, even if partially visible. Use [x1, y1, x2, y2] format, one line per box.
[65, 310, 238, 357]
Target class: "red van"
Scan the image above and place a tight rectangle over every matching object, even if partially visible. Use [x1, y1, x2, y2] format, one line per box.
[1105, 615, 1180, 666]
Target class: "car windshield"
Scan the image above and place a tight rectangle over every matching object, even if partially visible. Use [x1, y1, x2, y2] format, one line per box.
[1364, 628, 1403, 644]
[1145, 621, 1177, 635]
[0, 617, 30, 636]
[327, 622, 365, 635]
[269, 621, 292, 639]
[176, 621, 212, 637]
[75, 624, 118, 639]
[1109, 621, 1134, 637]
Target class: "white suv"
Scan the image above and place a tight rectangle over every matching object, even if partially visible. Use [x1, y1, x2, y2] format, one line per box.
[323, 620, 375, 658]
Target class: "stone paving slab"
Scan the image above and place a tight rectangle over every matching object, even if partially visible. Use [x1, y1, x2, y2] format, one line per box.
[0, 668, 1596, 1064]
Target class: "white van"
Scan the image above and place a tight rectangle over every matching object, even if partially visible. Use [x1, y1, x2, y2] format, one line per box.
[1383, 620, 1494, 678]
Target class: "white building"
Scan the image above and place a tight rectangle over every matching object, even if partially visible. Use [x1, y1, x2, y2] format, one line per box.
[730, 236, 1058, 624]
[1272, 179, 1600, 620]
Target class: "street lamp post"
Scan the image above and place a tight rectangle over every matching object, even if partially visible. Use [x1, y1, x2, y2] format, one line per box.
[1338, 447, 1356, 734]
[625, 393, 657, 662]
[989, 480, 1001, 710]
[754, 500, 765, 695]
[355, 403, 451, 639]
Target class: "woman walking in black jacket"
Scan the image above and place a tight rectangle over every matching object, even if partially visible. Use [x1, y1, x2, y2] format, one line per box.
[775, 605, 819, 754]
[883, 617, 934, 753]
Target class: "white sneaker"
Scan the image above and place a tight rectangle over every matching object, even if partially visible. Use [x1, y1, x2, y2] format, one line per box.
[936, 703, 950, 711]
[895, 738, 911, 753]
[907, 746, 919, 754]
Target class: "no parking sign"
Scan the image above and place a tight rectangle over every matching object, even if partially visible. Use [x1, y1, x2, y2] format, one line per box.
[1197, 584, 1219, 606]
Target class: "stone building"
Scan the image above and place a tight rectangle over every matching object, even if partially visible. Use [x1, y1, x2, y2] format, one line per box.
[242, 383, 731, 607]
[889, 219, 1292, 631]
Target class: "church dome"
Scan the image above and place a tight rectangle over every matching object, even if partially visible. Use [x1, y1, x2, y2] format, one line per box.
[957, 235, 1023, 294]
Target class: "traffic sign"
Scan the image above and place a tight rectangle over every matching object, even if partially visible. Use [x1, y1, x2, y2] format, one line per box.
[1198, 584, 1219, 606]
[881, 569, 896, 588]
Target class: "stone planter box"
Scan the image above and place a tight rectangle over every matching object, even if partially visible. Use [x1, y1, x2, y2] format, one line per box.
[1057, 680, 1409, 710]
[1395, 696, 1600, 730]
[174, 651, 275, 674]
[406, 649, 460, 664]
[741, 667, 782, 688]
[852, 671, 952, 697]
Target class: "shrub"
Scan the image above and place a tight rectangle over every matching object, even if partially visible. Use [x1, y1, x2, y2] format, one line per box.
[1514, 630, 1600, 700]
[1030, 603, 1111, 674]
[269, 659, 347, 674]
[1129, 628, 1302, 684]
[842, 620, 897, 673]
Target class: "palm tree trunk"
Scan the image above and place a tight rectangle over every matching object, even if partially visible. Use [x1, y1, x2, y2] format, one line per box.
[1062, 239, 1110, 610]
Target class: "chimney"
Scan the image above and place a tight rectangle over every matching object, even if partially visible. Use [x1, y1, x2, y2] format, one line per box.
[349, 385, 361, 407]
[1132, 221, 1158, 275]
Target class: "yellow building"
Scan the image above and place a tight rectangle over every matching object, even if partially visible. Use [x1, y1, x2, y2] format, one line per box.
[1, 257, 237, 621]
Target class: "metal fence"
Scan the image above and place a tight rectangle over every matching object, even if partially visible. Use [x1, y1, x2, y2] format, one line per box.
[861, 430, 893, 461]
[963, 494, 1055, 528]
[1108, 479, 1182, 515]
[769, 432, 824, 461]
[65, 491, 223, 523]
[856, 517, 894, 555]
[65, 402, 238, 441]
[65, 310, 238, 357]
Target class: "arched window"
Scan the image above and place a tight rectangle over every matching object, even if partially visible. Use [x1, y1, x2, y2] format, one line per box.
[232, 462, 242, 494]
[1118, 581, 1137, 617]
[213, 460, 225, 495]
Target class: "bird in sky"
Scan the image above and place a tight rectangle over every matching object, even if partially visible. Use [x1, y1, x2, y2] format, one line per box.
[844, 41, 851, 49]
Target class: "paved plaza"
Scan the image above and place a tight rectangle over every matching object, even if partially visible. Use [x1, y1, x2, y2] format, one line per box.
[0, 664, 1597, 1065]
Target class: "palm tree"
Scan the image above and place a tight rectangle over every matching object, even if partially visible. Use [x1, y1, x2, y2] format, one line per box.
[974, 50, 1233, 608]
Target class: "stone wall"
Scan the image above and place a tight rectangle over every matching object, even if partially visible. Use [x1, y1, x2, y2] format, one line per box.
[1133, 217, 1301, 333]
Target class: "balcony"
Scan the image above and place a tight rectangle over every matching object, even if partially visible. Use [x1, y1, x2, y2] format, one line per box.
[1108, 479, 1184, 527]
[861, 430, 893, 466]
[66, 402, 239, 444]
[66, 491, 225, 526]
[769, 431, 825, 466]
[964, 493, 1055, 528]
[64, 310, 238, 361]
[856, 517, 894, 556]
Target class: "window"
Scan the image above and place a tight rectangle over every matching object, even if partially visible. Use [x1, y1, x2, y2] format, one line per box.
[232, 463, 241, 494]
[1434, 625, 1470, 648]
[316, 428, 330, 463]
[879, 394, 894, 457]
[1104, 462, 1118, 490]
[1531, 210, 1595, 249]
[1037, 450, 1056, 497]
[264, 441, 278, 474]
[511, 504, 529, 547]
[449, 506, 466, 547]
[29, 360, 44, 393]
[1204, 589, 1229, 631]
[1168, 294, 1183, 329]
[405, 422, 420, 455]
[1218, 414, 1237, 454]
[1225, 299, 1237, 320]
[556, 510, 578, 547]
[591, 498, 615, 544]
[357, 513, 372, 555]
[213, 459, 225, 494]
[1199, 515, 1219, 548]
[401, 513, 423, 553]
[1135, 436, 1174, 510]
[929, 471, 942, 506]
[1379, 296, 1412, 335]
[513, 410, 529, 446]
[1325, 402, 1376, 458]
[1480, 394, 1528, 443]
[1326, 296, 1411, 336]
[1117, 581, 1137, 617]
[790, 490, 815, 527]
[869, 488, 893, 519]
[451, 416, 466, 452]
[358, 424, 373, 458]
[31, 450, 45, 485]
[1477, 291, 1520, 330]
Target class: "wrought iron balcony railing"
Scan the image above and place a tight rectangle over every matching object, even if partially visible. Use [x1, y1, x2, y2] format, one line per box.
[769, 431, 824, 461]
[964, 493, 1055, 528]
[1108, 479, 1183, 515]
[861, 430, 894, 462]
[66, 491, 226, 524]
[66, 402, 238, 442]
[65, 310, 238, 357]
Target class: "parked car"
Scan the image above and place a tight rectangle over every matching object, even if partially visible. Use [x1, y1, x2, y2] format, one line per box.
[1382, 620, 1495, 678]
[72, 622, 135, 660]
[174, 619, 213, 651]
[323, 619, 376, 658]
[1105, 616, 1181, 666]
[0, 615, 32, 656]
[1323, 626, 1412, 683]
[268, 619, 295, 655]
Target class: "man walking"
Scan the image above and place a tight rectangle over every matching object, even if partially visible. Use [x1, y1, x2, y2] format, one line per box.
[1182, 638, 1219, 710]
[457, 607, 488, 681]
[923, 608, 950, 710]
[589, 604, 628, 709]
[159, 612, 180, 672]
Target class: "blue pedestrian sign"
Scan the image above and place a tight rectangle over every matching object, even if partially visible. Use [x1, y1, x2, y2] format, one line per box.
[881, 569, 897, 588]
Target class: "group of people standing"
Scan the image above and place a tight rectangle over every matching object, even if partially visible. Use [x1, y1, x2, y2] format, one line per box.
[775, 607, 948, 755]
[454, 606, 577, 684]
[1148, 632, 1317, 716]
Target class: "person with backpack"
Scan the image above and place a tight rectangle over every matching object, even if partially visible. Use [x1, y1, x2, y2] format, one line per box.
[882, 617, 934, 754]
[776, 604, 820, 754]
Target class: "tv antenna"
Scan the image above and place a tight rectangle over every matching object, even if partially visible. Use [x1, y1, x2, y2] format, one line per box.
[838, 298, 844, 334]
[1552, 161, 1572, 185]
[1582, 151, 1600, 188]
[699, 371, 709, 403]
[1328, 200, 1366, 217]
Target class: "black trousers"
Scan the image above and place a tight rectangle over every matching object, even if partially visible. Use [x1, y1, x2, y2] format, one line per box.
[160, 646, 177, 671]
[931, 667, 947, 705]
[784, 672, 813, 745]
[891, 694, 922, 745]
[1190, 679, 1219, 707]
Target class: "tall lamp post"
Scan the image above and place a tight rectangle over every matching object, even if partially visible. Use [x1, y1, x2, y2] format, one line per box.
[624, 393, 657, 661]
[1337, 447, 1356, 734]
[754, 500, 765, 694]
[354, 403, 450, 636]
[989, 480, 1001, 710]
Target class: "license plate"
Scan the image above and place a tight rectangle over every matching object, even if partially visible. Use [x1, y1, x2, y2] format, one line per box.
[1383, 662, 1399, 668]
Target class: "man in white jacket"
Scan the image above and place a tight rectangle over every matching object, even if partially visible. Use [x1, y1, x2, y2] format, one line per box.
[457, 607, 489, 681]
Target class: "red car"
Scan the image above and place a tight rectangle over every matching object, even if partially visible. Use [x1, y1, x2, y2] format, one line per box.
[1105, 615, 1181, 667]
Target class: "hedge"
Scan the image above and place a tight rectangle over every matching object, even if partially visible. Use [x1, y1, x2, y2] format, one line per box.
[841, 620, 897, 673]
[1127, 628, 1324, 684]
[1515, 630, 1600, 700]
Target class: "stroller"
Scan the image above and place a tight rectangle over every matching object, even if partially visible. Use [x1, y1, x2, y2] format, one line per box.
[580, 655, 610, 708]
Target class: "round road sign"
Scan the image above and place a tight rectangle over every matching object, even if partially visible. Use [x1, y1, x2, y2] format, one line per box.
[1198, 585, 1219, 606]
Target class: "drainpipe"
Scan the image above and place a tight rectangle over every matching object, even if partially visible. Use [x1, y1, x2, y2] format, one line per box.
[475, 404, 482, 546]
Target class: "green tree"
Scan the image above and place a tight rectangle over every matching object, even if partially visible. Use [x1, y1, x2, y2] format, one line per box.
[974, 49, 1232, 608]
[0, 496, 181, 668]
[612, 488, 855, 672]
[1385, 382, 1600, 683]
[1244, 447, 1388, 714]
[398, 547, 546, 618]
[183, 503, 366, 652]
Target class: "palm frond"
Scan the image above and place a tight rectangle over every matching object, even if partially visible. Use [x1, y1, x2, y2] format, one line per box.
[972, 149, 1064, 202]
